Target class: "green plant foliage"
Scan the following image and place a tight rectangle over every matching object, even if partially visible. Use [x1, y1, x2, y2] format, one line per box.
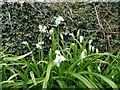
[1, 2, 119, 89]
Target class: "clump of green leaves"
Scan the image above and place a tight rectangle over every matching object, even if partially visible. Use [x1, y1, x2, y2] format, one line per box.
[1, 17, 119, 89]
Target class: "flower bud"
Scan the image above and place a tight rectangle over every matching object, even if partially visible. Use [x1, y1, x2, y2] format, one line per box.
[80, 36, 84, 43]
[96, 48, 99, 53]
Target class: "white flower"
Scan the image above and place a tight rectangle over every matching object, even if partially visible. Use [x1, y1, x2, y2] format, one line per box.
[84, 49, 87, 55]
[89, 40, 92, 45]
[60, 34, 64, 40]
[49, 36, 52, 40]
[54, 55, 66, 67]
[92, 46, 94, 53]
[55, 50, 61, 55]
[96, 48, 99, 53]
[22, 41, 28, 45]
[77, 30, 80, 38]
[89, 45, 92, 52]
[36, 44, 42, 49]
[71, 43, 75, 46]
[39, 25, 43, 30]
[38, 41, 44, 44]
[36, 41, 44, 49]
[39, 25, 47, 33]
[55, 16, 64, 26]
[69, 33, 73, 36]
[49, 28, 54, 34]
[69, 33, 75, 38]
[80, 50, 85, 59]
[80, 36, 84, 43]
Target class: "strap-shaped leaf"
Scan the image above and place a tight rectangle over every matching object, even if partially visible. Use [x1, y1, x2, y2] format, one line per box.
[3, 51, 32, 61]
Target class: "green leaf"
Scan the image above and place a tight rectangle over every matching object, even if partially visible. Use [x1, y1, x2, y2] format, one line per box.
[42, 62, 52, 88]
[3, 51, 32, 61]
[30, 71, 37, 86]
[64, 71, 97, 88]
[79, 71, 118, 89]
[56, 79, 68, 88]
[8, 74, 19, 81]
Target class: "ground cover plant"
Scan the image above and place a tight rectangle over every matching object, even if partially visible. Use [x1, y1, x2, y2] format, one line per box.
[0, 2, 120, 89]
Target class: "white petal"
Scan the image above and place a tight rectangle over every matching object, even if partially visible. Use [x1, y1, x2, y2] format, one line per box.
[89, 40, 92, 44]
[92, 46, 94, 53]
[80, 36, 83, 43]
[49, 28, 54, 34]
[81, 50, 85, 59]
[89, 45, 92, 52]
[36, 44, 42, 49]
[22, 41, 28, 45]
[96, 48, 99, 53]
[54, 59, 60, 67]
[60, 55, 66, 61]
[38, 41, 44, 44]
[55, 50, 61, 55]
[60, 34, 64, 40]
[39, 25, 42, 30]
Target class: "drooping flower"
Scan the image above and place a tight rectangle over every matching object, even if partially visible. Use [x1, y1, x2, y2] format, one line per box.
[36, 41, 44, 49]
[77, 30, 80, 38]
[69, 33, 75, 38]
[54, 55, 66, 67]
[60, 34, 64, 40]
[89, 45, 92, 52]
[54, 16, 64, 26]
[39, 25, 47, 33]
[79, 36, 84, 43]
[92, 46, 95, 53]
[96, 48, 99, 53]
[22, 41, 28, 45]
[54, 50, 66, 67]
[38, 41, 44, 45]
[71, 43, 75, 46]
[89, 40, 92, 45]
[55, 50, 61, 55]
[49, 28, 54, 34]
[36, 44, 42, 49]
[80, 50, 85, 59]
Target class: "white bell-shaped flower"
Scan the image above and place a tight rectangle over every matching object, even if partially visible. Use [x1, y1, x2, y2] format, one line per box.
[55, 50, 61, 55]
[22, 41, 28, 45]
[39, 25, 47, 33]
[49, 28, 54, 34]
[80, 50, 86, 59]
[54, 50, 66, 67]
[96, 48, 99, 53]
[54, 55, 66, 67]
[92, 46, 95, 53]
[80, 36, 84, 43]
[36, 41, 44, 49]
[89, 40, 92, 45]
[55, 16, 64, 26]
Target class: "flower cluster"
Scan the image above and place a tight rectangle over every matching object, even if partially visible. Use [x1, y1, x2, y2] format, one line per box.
[39, 25, 47, 33]
[80, 49, 87, 59]
[54, 50, 66, 67]
[36, 41, 44, 49]
[88, 39, 99, 53]
[54, 16, 64, 26]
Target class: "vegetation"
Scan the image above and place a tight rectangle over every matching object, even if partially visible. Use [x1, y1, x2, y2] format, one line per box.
[1, 2, 119, 89]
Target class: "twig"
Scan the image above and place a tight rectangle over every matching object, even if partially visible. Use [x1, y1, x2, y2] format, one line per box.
[29, 3, 42, 15]
[8, 12, 13, 29]
[93, 3, 107, 51]
[93, 3, 104, 30]
[101, 2, 118, 17]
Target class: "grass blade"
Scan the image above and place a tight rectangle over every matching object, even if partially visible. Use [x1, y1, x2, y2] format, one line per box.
[64, 71, 97, 88]
[79, 71, 118, 89]
[42, 62, 52, 88]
